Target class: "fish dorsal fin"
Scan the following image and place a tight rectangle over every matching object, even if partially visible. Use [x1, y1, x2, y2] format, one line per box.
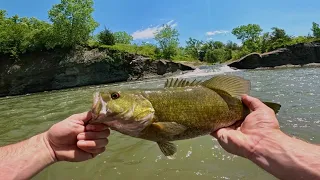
[201, 75, 251, 99]
[164, 78, 201, 88]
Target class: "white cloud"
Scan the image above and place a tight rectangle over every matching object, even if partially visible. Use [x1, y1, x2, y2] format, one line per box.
[132, 20, 177, 40]
[131, 27, 161, 40]
[206, 30, 229, 36]
[167, 20, 178, 28]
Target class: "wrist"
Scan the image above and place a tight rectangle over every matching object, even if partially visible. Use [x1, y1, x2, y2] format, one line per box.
[247, 130, 320, 179]
[246, 129, 286, 162]
[40, 132, 57, 164]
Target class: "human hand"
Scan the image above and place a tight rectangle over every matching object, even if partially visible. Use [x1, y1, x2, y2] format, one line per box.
[44, 111, 110, 162]
[211, 94, 281, 159]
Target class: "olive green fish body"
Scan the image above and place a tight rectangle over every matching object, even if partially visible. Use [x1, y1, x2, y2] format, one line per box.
[89, 75, 281, 159]
[138, 86, 248, 142]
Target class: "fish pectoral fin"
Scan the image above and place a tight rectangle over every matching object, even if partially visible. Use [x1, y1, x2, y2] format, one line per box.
[157, 141, 177, 159]
[152, 122, 187, 136]
[201, 75, 250, 99]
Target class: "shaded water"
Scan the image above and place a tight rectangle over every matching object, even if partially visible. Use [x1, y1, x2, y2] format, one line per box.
[0, 66, 319, 180]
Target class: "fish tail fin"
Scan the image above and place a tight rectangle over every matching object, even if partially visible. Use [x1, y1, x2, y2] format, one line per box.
[263, 101, 281, 114]
[157, 141, 177, 159]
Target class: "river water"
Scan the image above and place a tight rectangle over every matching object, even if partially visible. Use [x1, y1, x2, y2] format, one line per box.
[0, 65, 319, 180]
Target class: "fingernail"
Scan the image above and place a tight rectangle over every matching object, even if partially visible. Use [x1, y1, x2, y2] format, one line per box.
[78, 140, 86, 146]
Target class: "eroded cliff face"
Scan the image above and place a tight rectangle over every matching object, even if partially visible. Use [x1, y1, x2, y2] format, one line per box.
[0, 47, 194, 97]
[228, 42, 320, 69]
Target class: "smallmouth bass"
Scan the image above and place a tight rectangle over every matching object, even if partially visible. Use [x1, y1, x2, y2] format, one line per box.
[88, 75, 281, 158]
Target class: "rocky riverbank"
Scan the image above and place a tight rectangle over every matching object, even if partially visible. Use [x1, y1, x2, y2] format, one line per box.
[0, 47, 194, 97]
[228, 42, 320, 69]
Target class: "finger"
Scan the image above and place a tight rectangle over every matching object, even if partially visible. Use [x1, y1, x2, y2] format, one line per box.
[241, 94, 267, 111]
[86, 124, 109, 132]
[77, 139, 109, 149]
[80, 147, 106, 155]
[69, 111, 92, 123]
[77, 129, 110, 140]
[211, 127, 233, 139]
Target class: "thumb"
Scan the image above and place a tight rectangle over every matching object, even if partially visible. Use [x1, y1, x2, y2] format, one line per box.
[69, 111, 92, 124]
[241, 94, 267, 111]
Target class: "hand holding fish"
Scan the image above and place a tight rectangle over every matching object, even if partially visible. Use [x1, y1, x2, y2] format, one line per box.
[213, 95, 320, 180]
[46, 111, 110, 162]
[0, 111, 110, 180]
[211, 94, 280, 159]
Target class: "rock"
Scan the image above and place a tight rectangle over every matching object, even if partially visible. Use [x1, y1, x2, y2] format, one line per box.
[301, 63, 320, 68]
[228, 42, 320, 69]
[0, 47, 195, 97]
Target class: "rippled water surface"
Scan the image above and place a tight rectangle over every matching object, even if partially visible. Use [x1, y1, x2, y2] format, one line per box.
[0, 66, 319, 180]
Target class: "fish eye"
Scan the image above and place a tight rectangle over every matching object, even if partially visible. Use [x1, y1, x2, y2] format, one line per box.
[111, 92, 120, 100]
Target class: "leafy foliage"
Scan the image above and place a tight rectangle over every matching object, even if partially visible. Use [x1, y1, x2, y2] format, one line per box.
[204, 49, 232, 63]
[185, 38, 203, 59]
[154, 24, 179, 59]
[113, 31, 133, 44]
[0, 11, 54, 59]
[97, 43, 158, 59]
[232, 24, 263, 52]
[97, 28, 115, 45]
[48, 0, 99, 48]
[311, 22, 320, 38]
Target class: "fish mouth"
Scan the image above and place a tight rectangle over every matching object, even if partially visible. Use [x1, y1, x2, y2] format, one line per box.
[90, 92, 112, 123]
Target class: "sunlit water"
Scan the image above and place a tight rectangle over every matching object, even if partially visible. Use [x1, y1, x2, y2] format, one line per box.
[0, 65, 319, 180]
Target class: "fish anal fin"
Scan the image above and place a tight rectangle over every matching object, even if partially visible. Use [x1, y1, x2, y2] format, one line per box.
[152, 122, 187, 136]
[157, 141, 177, 159]
[201, 75, 251, 99]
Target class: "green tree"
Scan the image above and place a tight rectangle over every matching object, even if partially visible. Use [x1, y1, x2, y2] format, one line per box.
[154, 24, 179, 59]
[260, 32, 271, 53]
[311, 22, 320, 38]
[185, 38, 203, 59]
[0, 14, 33, 58]
[48, 0, 99, 48]
[211, 41, 225, 49]
[204, 48, 231, 63]
[98, 28, 115, 45]
[201, 41, 226, 51]
[225, 41, 239, 50]
[270, 27, 291, 42]
[267, 27, 292, 51]
[0, 10, 56, 59]
[232, 24, 263, 52]
[232, 24, 263, 42]
[113, 31, 133, 44]
[204, 50, 215, 63]
[0, 9, 6, 20]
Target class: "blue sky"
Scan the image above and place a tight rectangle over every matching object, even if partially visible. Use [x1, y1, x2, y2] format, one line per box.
[1, 0, 320, 46]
